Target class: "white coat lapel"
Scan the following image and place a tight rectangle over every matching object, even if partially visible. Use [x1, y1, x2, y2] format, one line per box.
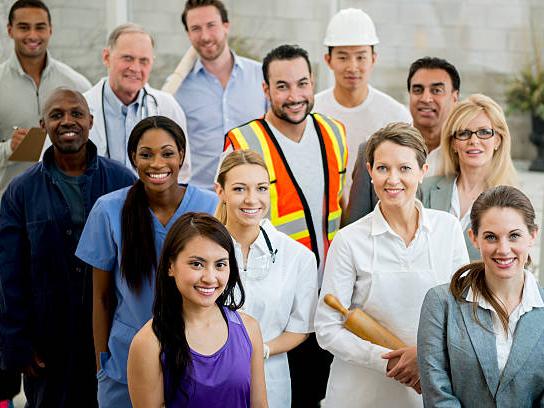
[497, 306, 544, 394]
[459, 300, 500, 397]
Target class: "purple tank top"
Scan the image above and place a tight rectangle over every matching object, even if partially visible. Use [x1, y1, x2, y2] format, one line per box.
[162, 307, 252, 407]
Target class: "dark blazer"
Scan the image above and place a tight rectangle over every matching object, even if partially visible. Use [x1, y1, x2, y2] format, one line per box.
[418, 284, 544, 407]
[343, 142, 378, 226]
[420, 175, 480, 261]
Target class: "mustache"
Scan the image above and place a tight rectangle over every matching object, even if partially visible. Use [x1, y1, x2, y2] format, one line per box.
[282, 100, 309, 108]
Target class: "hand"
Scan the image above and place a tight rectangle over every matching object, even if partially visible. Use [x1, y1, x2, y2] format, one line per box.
[22, 353, 46, 378]
[10, 128, 29, 151]
[382, 346, 419, 388]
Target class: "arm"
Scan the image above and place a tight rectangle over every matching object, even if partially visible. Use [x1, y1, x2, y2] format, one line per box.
[343, 143, 375, 227]
[93, 267, 116, 372]
[267, 250, 318, 356]
[417, 288, 462, 407]
[314, 232, 390, 373]
[0, 128, 29, 164]
[267, 332, 308, 356]
[127, 321, 164, 408]
[240, 313, 268, 408]
[0, 186, 33, 371]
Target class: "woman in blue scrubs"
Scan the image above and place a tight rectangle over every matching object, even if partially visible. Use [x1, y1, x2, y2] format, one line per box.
[76, 116, 218, 407]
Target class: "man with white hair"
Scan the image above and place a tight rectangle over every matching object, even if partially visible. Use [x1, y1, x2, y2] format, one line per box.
[85, 23, 191, 180]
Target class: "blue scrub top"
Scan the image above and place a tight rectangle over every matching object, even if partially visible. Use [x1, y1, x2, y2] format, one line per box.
[76, 184, 218, 384]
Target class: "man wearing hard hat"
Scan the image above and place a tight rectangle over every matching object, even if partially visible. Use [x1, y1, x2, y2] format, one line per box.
[315, 8, 411, 196]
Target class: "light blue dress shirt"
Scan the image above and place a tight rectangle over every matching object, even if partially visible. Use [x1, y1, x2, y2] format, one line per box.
[103, 80, 149, 166]
[175, 52, 267, 190]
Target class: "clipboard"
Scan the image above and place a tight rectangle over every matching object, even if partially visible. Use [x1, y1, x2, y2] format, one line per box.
[9, 127, 47, 162]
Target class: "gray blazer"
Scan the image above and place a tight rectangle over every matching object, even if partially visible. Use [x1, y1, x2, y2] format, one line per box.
[421, 175, 480, 261]
[343, 142, 378, 226]
[418, 284, 544, 407]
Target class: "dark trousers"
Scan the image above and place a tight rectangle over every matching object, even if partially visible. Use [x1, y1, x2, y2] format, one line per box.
[0, 369, 21, 400]
[288, 333, 333, 408]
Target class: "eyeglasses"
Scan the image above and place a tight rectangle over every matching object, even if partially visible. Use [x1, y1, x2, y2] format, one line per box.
[453, 128, 496, 141]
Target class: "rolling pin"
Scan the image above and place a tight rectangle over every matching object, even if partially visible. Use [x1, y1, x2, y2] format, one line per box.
[324, 293, 406, 350]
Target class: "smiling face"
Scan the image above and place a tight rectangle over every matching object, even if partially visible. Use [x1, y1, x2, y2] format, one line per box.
[40, 90, 93, 154]
[8, 7, 51, 60]
[169, 234, 230, 308]
[216, 164, 270, 229]
[264, 57, 314, 125]
[368, 141, 427, 211]
[409, 68, 458, 135]
[325, 45, 376, 93]
[452, 112, 501, 172]
[185, 5, 229, 62]
[132, 128, 184, 193]
[103, 32, 154, 104]
[470, 207, 537, 284]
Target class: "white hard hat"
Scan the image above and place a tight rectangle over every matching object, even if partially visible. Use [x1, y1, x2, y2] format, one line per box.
[323, 8, 379, 47]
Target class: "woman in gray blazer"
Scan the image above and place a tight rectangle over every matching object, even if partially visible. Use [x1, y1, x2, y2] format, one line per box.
[421, 94, 517, 261]
[417, 186, 544, 407]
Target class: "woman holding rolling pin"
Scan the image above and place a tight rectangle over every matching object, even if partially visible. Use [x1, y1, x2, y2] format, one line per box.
[314, 122, 469, 408]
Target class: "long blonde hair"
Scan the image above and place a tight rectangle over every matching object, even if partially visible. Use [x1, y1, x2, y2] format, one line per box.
[215, 150, 269, 224]
[439, 94, 517, 187]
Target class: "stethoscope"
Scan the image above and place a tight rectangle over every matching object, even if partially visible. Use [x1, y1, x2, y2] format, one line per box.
[101, 80, 160, 158]
[259, 225, 278, 264]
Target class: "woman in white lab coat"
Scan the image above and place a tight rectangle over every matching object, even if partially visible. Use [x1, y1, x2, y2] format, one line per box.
[215, 150, 319, 407]
[315, 122, 469, 408]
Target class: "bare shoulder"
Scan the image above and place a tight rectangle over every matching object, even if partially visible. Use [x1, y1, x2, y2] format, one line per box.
[238, 311, 261, 338]
[130, 319, 160, 356]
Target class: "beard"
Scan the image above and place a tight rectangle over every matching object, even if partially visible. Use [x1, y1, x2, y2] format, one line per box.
[270, 99, 314, 125]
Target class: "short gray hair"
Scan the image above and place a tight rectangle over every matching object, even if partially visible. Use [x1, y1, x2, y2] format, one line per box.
[106, 23, 155, 49]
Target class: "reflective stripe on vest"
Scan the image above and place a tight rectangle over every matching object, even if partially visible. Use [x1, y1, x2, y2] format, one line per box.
[225, 114, 346, 261]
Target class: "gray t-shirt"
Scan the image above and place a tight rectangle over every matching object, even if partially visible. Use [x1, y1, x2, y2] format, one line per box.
[50, 164, 85, 240]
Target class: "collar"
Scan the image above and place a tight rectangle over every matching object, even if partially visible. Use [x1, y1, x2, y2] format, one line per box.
[371, 199, 431, 236]
[8, 51, 53, 77]
[42, 140, 99, 174]
[231, 219, 274, 256]
[103, 78, 145, 113]
[192, 49, 242, 75]
[467, 270, 544, 313]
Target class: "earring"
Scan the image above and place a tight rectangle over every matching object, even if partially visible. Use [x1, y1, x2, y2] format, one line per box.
[370, 179, 374, 184]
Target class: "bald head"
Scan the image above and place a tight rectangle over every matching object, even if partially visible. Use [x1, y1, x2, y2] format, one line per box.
[40, 87, 93, 154]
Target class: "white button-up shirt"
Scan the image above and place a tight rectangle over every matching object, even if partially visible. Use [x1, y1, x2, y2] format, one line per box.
[315, 200, 469, 408]
[467, 270, 544, 374]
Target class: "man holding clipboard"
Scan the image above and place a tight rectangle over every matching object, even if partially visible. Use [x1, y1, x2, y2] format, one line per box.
[0, 0, 91, 196]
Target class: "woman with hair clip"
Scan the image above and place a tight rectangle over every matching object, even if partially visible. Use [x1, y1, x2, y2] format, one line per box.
[421, 94, 517, 260]
[215, 150, 318, 407]
[418, 186, 544, 407]
[76, 116, 218, 407]
[315, 122, 469, 408]
[127, 213, 267, 407]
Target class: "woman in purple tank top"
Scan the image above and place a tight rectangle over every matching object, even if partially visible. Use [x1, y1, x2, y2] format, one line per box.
[127, 213, 268, 407]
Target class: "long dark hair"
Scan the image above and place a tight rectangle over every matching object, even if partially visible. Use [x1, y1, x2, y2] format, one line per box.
[450, 185, 537, 334]
[152, 212, 245, 403]
[120, 116, 186, 293]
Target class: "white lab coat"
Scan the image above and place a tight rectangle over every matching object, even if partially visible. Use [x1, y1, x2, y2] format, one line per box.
[84, 78, 191, 181]
[315, 201, 469, 408]
[233, 219, 318, 408]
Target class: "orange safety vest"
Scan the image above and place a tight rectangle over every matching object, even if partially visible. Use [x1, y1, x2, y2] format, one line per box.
[224, 113, 347, 266]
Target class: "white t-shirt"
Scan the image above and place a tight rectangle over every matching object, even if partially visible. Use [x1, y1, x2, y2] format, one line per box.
[268, 120, 326, 280]
[314, 85, 412, 193]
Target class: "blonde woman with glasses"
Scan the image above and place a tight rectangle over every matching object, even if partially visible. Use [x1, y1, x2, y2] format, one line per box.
[421, 94, 517, 260]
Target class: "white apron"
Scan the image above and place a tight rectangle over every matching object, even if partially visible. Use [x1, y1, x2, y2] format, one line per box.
[324, 232, 437, 408]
